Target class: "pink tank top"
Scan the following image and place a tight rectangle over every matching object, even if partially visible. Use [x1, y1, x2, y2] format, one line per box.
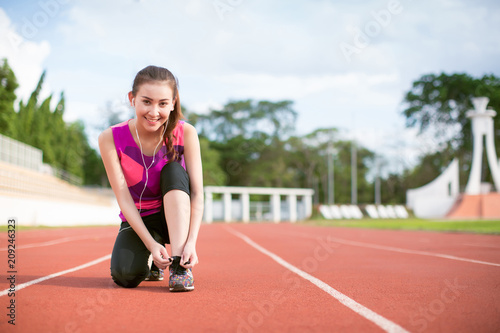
[111, 120, 186, 221]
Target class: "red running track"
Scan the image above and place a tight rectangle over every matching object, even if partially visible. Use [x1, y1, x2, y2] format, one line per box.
[1, 223, 499, 332]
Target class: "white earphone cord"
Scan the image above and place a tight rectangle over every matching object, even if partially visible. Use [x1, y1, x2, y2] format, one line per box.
[135, 122, 168, 213]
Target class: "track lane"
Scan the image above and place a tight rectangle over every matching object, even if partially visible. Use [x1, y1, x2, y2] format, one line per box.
[4, 226, 119, 244]
[227, 223, 500, 333]
[227, 227, 410, 333]
[2, 223, 500, 332]
[1, 224, 387, 332]
[0, 228, 116, 287]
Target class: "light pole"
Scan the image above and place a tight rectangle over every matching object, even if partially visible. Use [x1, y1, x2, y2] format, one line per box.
[327, 141, 336, 205]
[374, 155, 381, 205]
[351, 140, 357, 205]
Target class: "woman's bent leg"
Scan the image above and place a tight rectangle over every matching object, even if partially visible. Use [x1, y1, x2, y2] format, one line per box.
[110, 224, 150, 288]
[163, 190, 190, 256]
[160, 162, 191, 257]
[160, 162, 194, 291]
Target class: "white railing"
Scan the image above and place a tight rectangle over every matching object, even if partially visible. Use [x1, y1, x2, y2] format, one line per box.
[204, 186, 314, 223]
[0, 134, 82, 185]
[47, 165, 83, 186]
[0, 133, 43, 171]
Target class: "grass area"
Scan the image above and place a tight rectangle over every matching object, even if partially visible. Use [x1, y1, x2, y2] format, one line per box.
[301, 218, 500, 234]
[2, 219, 500, 235]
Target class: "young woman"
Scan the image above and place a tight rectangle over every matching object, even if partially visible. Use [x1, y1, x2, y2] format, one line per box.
[99, 65, 203, 292]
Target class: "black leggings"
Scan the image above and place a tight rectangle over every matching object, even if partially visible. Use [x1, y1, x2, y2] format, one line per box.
[110, 162, 190, 288]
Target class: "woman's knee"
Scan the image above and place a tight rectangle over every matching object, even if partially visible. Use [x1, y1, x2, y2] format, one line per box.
[110, 265, 148, 288]
[110, 253, 149, 288]
[161, 162, 190, 196]
[110, 226, 150, 288]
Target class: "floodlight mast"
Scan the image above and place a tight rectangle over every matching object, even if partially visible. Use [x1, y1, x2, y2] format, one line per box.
[327, 141, 334, 205]
[351, 140, 357, 204]
[375, 155, 381, 205]
[327, 130, 337, 205]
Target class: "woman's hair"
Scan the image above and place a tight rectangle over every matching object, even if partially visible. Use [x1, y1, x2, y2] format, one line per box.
[131, 65, 184, 162]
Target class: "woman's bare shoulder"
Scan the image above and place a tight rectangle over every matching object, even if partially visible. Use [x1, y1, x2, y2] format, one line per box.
[182, 122, 198, 136]
[98, 127, 114, 147]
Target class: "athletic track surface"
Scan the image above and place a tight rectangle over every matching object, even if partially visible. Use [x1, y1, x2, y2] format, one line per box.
[1, 223, 499, 333]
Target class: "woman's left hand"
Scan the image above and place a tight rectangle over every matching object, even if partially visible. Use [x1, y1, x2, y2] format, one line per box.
[181, 242, 198, 269]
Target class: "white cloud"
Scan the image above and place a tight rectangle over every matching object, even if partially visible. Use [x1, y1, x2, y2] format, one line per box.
[212, 72, 399, 102]
[0, 8, 51, 104]
[1, 0, 499, 169]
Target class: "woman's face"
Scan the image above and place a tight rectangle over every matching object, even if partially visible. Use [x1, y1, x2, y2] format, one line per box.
[130, 82, 175, 133]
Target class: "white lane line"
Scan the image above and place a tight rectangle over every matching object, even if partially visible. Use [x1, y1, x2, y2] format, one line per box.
[227, 228, 410, 333]
[0, 254, 111, 297]
[292, 232, 500, 268]
[0, 234, 115, 251]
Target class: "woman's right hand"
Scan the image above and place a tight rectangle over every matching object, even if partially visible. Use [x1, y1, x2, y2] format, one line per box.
[149, 242, 172, 270]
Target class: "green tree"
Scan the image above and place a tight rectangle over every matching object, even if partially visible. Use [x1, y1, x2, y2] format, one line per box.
[32, 95, 55, 164]
[287, 128, 338, 203]
[83, 143, 107, 186]
[15, 71, 46, 142]
[286, 128, 376, 204]
[209, 134, 265, 186]
[195, 99, 298, 187]
[199, 137, 227, 186]
[246, 137, 297, 188]
[2, 65, 104, 185]
[402, 72, 500, 187]
[192, 100, 378, 203]
[325, 140, 374, 204]
[379, 172, 406, 204]
[196, 99, 297, 142]
[50, 93, 67, 169]
[0, 59, 18, 135]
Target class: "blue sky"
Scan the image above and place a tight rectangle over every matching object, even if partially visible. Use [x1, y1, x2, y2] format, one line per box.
[1, 0, 500, 172]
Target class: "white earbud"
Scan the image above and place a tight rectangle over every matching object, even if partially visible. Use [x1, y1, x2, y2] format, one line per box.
[131, 98, 135, 105]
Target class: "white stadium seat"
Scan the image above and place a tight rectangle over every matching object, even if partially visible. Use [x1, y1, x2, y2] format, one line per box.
[385, 205, 397, 218]
[394, 205, 409, 218]
[339, 205, 353, 219]
[365, 205, 380, 218]
[319, 205, 333, 219]
[329, 205, 343, 219]
[377, 205, 389, 218]
[349, 205, 363, 219]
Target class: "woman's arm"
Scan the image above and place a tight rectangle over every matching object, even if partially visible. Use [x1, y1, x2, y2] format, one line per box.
[181, 122, 204, 266]
[98, 128, 171, 268]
